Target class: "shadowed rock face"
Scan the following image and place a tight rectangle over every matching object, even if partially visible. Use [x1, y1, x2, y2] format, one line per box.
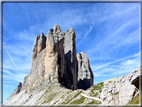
[8, 82, 22, 99]
[8, 24, 94, 98]
[77, 52, 93, 90]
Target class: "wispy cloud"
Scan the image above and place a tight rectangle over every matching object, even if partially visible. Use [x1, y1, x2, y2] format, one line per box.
[84, 23, 94, 37]
[3, 3, 139, 101]
[3, 69, 27, 82]
[5, 49, 18, 72]
[93, 52, 139, 81]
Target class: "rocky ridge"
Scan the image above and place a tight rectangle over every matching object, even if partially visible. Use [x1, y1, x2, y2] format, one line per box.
[100, 67, 141, 105]
[4, 67, 141, 105]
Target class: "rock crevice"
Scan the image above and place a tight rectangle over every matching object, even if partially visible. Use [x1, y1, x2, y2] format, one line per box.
[8, 24, 94, 99]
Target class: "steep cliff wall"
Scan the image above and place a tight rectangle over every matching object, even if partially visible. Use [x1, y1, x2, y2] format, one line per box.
[8, 24, 94, 99]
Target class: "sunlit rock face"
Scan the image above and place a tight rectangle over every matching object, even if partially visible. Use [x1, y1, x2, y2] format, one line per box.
[99, 67, 141, 105]
[8, 24, 94, 99]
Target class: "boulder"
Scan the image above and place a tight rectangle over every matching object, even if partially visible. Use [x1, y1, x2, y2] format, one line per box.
[119, 85, 139, 105]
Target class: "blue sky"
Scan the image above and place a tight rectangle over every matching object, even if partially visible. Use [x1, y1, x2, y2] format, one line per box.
[3, 3, 140, 102]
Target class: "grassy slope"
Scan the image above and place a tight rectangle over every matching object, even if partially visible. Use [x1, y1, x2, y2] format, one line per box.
[127, 90, 142, 105]
[38, 82, 104, 105]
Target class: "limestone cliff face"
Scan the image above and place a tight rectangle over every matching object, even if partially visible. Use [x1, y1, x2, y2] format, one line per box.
[8, 24, 93, 98]
[64, 27, 77, 90]
[32, 33, 46, 63]
[77, 52, 93, 90]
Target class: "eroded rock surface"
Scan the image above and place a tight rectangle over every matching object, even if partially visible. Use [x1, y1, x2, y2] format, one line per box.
[77, 52, 94, 90]
[100, 67, 141, 105]
[8, 82, 22, 99]
[8, 24, 94, 99]
[32, 33, 46, 63]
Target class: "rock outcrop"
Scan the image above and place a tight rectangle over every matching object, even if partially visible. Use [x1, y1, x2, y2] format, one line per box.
[100, 67, 141, 105]
[4, 68, 141, 105]
[32, 33, 46, 63]
[8, 82, 22, 99]
[77, 52, 93, 90]
[7, 24, 93, 99]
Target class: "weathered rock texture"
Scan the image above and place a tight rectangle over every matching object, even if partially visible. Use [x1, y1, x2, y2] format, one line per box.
[8, 82, 22, 99]
[32, 33, 46, 63]
[77, 52, 93, 90]
[100, 67, 141, 105]
[4, 67, 141, 105]
[8, 24, 93, 99]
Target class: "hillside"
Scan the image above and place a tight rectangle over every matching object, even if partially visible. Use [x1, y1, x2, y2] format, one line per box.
[3, 25, 141, 106]
[4, 67, 141, 106]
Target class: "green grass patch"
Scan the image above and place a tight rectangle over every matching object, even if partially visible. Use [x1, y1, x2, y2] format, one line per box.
[127, 95, 139, 104]
[61, 91, 82, 104]
[70, 96, 85, 104]
[113, 92, 119, 95]
[108, 81, 112, 83]
[87, 100, 101, 104]
[92, 92, 98, 97]
[74, 91, 82, 98]
[134, 70, 138, 73]
[127, 90, 142, 105]
[42, 93, 57, 104]
[90, 82, 104, 95]
[61, 95, 65, 99]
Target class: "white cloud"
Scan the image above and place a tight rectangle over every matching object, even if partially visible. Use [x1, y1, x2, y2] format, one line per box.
[3, 69, 27, 83]
[113, 57, 139, 76]
[5, 49, 19, 71]
[92, 52, 140, 78]
[84, 23, 94, 37]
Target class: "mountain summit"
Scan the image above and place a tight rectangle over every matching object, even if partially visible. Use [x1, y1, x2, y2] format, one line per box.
[8, 24, 94, 99]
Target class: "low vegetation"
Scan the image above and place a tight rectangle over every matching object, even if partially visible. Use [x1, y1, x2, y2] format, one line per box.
[87, 100, 101, 104]
[70, 96, 85, 104]
[113, 92, 119, 95]
[134, 70, 138, 73]
[90, 82, 104, 95]
[108, 81, 112, 83]
[127, 90, 142, 105]
[61, 90, 82, 104]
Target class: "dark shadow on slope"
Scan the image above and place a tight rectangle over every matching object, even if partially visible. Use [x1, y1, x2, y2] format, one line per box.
[78, 78, 91, 90]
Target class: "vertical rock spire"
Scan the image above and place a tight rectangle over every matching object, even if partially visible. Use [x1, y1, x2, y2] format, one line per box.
[10, 24, 93, 95]
[31, 33, 46, 64]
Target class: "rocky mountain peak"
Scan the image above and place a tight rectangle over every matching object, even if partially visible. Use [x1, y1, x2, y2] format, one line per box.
[8, 24, 94, 99]
[54, 24, 61, 33]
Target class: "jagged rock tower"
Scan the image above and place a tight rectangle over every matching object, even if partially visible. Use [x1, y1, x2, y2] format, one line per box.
[9, 25, 94, 98]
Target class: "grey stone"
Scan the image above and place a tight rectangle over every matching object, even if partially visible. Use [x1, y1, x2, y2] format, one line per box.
[8, 24, 93, 95]
[76, 52, 94, 90]
[32, 33, 46, 63]
[8, 82, 22, 99]
[119, 85, 139, 105]
[64, 27, 77, 90]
